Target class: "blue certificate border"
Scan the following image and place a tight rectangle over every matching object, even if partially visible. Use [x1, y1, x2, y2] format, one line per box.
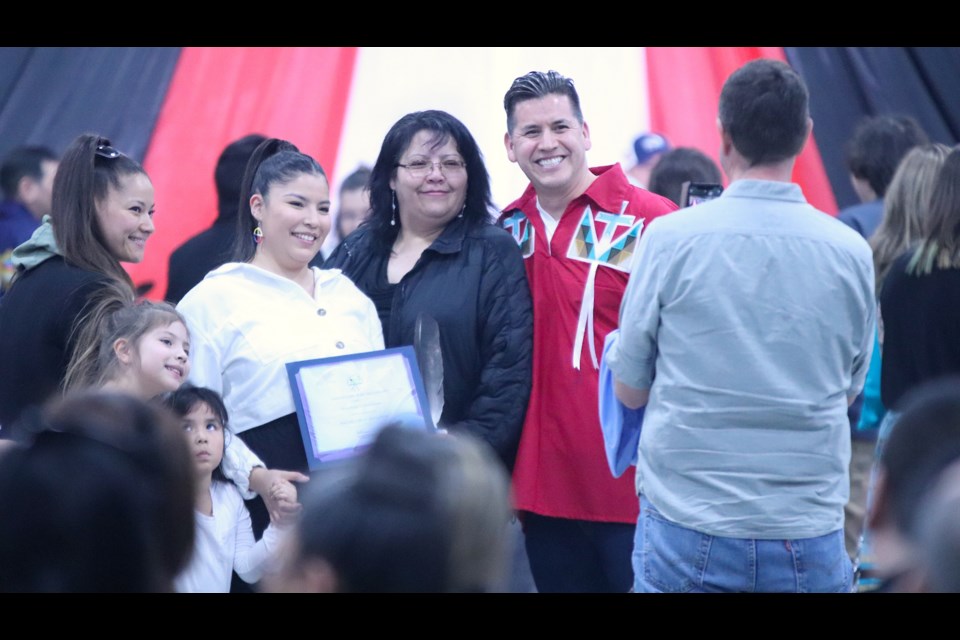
[285, 345, 434, 470]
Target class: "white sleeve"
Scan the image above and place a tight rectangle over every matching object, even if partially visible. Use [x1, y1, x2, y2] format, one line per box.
[233, 496, 285, 585]
[222, 435, 264, 499]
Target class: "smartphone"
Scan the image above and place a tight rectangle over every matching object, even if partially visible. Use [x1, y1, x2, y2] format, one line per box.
[681, 181, 724, 208]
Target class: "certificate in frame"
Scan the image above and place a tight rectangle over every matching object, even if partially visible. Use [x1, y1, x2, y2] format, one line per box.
[286, 346, 434, 469]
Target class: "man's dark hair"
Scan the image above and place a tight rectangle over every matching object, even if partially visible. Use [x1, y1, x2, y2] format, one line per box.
[0, 145, 58, 200]
[648, 147, 723, 206]
[339, 166, 371, 196]
[214, 134, 267, 222]
[503, 70, 583, 133]
[718, 58, 810, 166]
[845, 115, 929, 198]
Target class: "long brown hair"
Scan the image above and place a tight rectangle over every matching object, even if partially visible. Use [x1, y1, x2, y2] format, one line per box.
[869, 143, 950, 292]
[907, 147, 960, 276]
[52, 133, 148, 290]
[64, 280, 187, 393]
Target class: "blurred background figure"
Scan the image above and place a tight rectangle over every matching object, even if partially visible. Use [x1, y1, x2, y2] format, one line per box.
[624, 131, 670, 189]
[314, 165, 372, 263]
[857, 146, 960, 590]
[0, 391, 195, 592]
[834, 116, 930, 562]
[850, 143, 950, 562]
[916, 457, 960, 593]
[165, 133, 267, 304]
[839, 114, 928, 240]
[263, 424, 513, 593]
[647, 146, 722, 207]
[0, 145, 59, 297]
[857, 378, 960, 592]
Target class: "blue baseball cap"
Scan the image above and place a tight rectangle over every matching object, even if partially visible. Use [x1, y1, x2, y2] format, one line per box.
[632, 132, 671, 165]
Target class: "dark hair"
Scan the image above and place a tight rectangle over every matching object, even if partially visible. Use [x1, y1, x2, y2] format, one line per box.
[647, 147, 723, 206]
[907, 146, 960, 275]
[231, 138, 327, 262]
[0, 145, 58, 199]
[156, 384, 230, 483]
[334, 166, 372, 240]
[880, 377, 960, 540]
[366, 110, 495, 254]
[51, 133, 148, 290]
[0, 391, 194, 592]
[289, 424, 511, 592]
[916, 459, 960, 592]
[340, 165, 371, 196]
[64, 281, 187, 393]
[503, 70, 583, 134]
[846, 115, 929, 198]
[718, 59, 810, 166]
[214, 133, 268, 222]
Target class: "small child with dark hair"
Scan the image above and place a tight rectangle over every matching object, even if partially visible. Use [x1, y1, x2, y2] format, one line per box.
[161, 385, 292, 593]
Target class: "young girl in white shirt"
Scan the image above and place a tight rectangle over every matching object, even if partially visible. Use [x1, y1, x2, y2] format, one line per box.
[162, 385, 293, 593]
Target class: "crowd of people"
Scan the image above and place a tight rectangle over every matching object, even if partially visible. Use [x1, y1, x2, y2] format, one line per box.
[1, 58, 959, 594]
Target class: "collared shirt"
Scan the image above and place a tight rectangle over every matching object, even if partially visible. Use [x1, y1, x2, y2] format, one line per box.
[609, 179, 876, 538]
[499, 164, 676, 523]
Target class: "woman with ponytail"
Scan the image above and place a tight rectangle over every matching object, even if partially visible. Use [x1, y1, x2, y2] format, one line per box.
[176, 138, 384, 550]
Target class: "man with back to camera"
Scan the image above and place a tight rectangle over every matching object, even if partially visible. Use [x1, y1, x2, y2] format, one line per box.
[608, 58, 876, 593]
[0, 145, 59, 297]
[838, 114, 928, 240]
[498, 70, 677, 593]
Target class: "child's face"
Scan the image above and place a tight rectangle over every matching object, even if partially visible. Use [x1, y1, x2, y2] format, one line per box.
[136, 321, 190, 397]
[181, 402, 225, 478]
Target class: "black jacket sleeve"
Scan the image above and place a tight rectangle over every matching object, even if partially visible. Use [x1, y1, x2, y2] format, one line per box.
[446, 231, 533, 472]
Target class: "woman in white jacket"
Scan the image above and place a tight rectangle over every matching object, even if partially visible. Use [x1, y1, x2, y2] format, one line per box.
[177, 138, 384, 542]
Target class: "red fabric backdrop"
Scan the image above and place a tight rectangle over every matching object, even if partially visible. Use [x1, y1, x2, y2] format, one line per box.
[128, 47, 358, 299]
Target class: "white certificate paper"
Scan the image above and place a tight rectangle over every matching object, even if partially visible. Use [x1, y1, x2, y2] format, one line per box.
[287, 347, 432, 468]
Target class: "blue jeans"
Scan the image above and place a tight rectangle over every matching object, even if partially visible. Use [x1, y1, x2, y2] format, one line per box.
[634, 495, 853, 593]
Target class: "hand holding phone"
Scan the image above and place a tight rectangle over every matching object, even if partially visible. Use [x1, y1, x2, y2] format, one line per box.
[681, 181, 724, 208]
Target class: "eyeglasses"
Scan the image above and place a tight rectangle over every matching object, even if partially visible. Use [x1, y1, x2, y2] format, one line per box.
[95, 144, 122, 159]
[396, 158, 466, 178]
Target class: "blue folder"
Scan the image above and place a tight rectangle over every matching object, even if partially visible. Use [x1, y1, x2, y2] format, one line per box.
[598, 329, 645, 478]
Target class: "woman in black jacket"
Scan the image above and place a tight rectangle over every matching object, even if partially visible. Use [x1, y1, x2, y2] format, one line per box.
[325, 110, 533, 472]
[0, 133, 153, 437]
